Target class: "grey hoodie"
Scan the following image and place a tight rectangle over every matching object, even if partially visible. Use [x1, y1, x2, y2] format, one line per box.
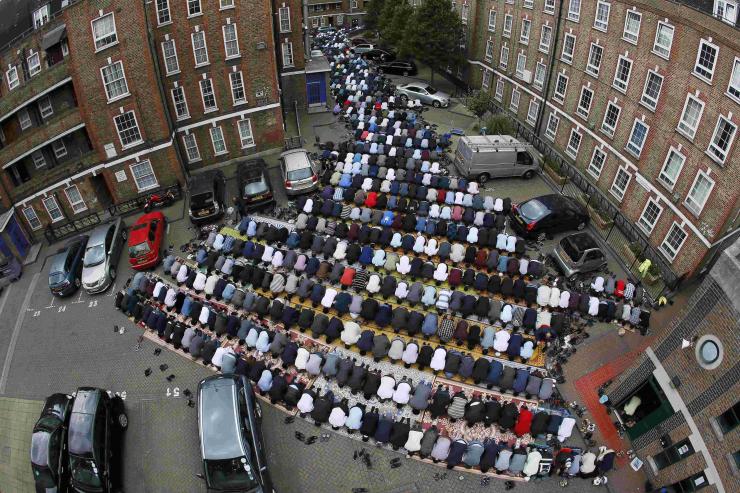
[409, 381, 433, 411]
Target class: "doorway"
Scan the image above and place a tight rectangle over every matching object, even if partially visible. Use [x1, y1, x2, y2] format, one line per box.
[306, 73, 326, 107]
[91, 174, 113, 209]
[7, 216, 30, 257]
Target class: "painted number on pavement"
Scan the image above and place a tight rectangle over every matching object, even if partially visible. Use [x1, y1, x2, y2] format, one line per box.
[166, 387, 180, 398]
[114, 391, 127, 400]
[58, 305, 66, 313]
[88, 300, 98, 308]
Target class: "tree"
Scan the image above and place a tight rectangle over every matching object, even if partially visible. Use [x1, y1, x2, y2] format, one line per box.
[364, 0, 385, 33]
[465, 90, 494, 118]
[378, 2, 413, 57]
[405, 0, 465, 83]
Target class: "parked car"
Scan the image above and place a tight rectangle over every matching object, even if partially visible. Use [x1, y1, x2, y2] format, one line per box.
[453, 135, 539, 182]
[0, 254, 21, 292]
[510, 194, 589, 237]
[67, 388, 127, 493]
[396, 83, 450, 107]
[550, 232, 608, 281]
[48, 236, 89, 297]
[81, 218, 126, 294]
[363, 49, 395, 62]
[316, 26, 336, 34]
[350, 37, 370, 46]
[31, 393, 74, 493]
[280, 148, 319, 196]
[310, 49, 324, 58]
[352, 43, 374, 54]
[128, 211, 166, 271]
[197, 375, 274, 493]
[189, 170, 226, 224]
[237, 159, 275, 211]
[377, 60, 417, 76]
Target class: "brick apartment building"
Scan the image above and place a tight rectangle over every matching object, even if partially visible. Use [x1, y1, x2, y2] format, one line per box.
[306, 0, 368, 30]
[605, 235, 740, 493]
[0, 0, 285, 249]
[460, 0, 740, 280]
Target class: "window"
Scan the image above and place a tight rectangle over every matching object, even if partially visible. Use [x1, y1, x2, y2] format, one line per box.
[708, 115, 737, 164]
[659, 148, 685, 190]
[495, 79, 504, 101]
[91, 13, 117, 51]
[229, 71, 246, 105]
[499, 45, 509, 69]
[162, 39, 180, 75]
[533, 62, 546, 89]
[544, 0, 556, 15]
[19, 108, 32, 130]
[114, 111, 143, 148]
[523, 0, 534, 7]
[677, 95, 704, 140]
[6, 66, 19, 90]
[545, 113, 560, 141]
[182, 133, 201, 162]
[32, 151, 46, 169]
[623, 10, 641, 44]
[694, 40, 718, 83]
[728, 58, 740, 103]
[594, 1, 611, 31]
[553, 73, 568, 103]
[566, 128, 582, 158]
[210, 126, 227, 155]
[653, 22, 674, 59]
[586, 43, 603, 77]
[520, 19, 531, 44]
[52, 139, 67, 158]
[43, 196, 64, 223]
[660, 223, 687, 260]
[641, 71, 663, 111]
[130, 160, 158, 192]
[279, 7, 291, 32]
[23, 207, 41, 230]
[238, 119, 255, 148]
[638, 199, 663, 234]
[488, 9, 496, 31]
[717, 402, 740, 434]
[38, 96, 53, 118]
[188, 0, 202, 16]
[485, 40, 494, 61]
[715, 0, 738, 24]
[587, 148, 607, 178]
[222, 24, 240, 58]
[526, 100, 539, 125]
[64, 186, 87, 214]
[27, 53, 40, 76]
[220, 0, 235, 8]
[192, 31, 209, 67]
[539, 25, 552, 52]
[482, 69, 492, 89]
[515, 53, 527, 79]
[626, 119, 649, 157]
[610, 167, 631, 201]
[100, 61, 129, 102]
[461, 4, 469, 23]
[33, 5, 50, 28]
[351, 0, 358, 8]
[613, 56, 632, 93]
[171, 86, 190, 120]
[685, 171, 714, 216]
[510, 88, 520, 111]
[200, 78, 217, 112]
[561, 34, 575, 64]
[156, 0, 171, 25]
[503, 14, 512, 37]
[577, 86, 593, 119]
[655, 438, 696, 470]
[567, 0, 581, 21]
[282, 41, 294, 67]
[311, 17, 318, 28]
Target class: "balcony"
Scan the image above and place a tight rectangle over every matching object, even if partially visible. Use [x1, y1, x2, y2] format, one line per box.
[0, 106, 83, 169]
[0, 59, 70, 120]
[11, 150, 97, 202]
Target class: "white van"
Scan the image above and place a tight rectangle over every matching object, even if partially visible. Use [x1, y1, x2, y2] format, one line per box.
[453, 135, 539, 183]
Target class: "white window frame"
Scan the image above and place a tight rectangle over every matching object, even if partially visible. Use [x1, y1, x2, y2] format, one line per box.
[503, 14, 513, 37]
[612, 55, 632, 93]
[19, 108, 32, 130]
[652, 21, 674, 60]
[156, 0, 171, 26]
[539, 25, 552, 53]
[640, 71, 663, 112]
[200, 78, 218, 113]
[707, 115, 737, 165]
[553, 73, 568, 103]
[282, 41, 294, 67]
[510, 87, 520, 112]
[482, 69, 492, 89]
[32, 151, 46, 169]
[42, 196, 64, 223]
[229, 71, 246, 106]
[52, 139, 67, 159]
[520, 19, 531, 44]
[494, 78, 504, 101]
[684, 170, 715, 216]
[727, 57, 740, 104]
[610, 167, 631, 201]
[171, 85, 190, 120]
[693, 39, 719, 83]
[279, 7, 291, 32]
[238, 118, 255, 148]
[533, 62, 546, 89]
[187, 0, 202, 17]
[38, 96, 53, 119]
[586, 43, 603, 78]
[567, 0, 581, 22]
[526, 100, 539, 125]
[23, 207, 41, 230]
[100, 61, 130, 103]
[561, 33, 576, 64]
[27, 52, 41, 76]
[220, 0, 235, 8]
[660, 222, 687, 261]
[91, 13, 118, 52]
[544, 0, 556, 15]
[191, 31, 209, 67]
[488, 9, 496, 31]
[658, 147, 685, 191]
[484, 39, 494, 61]
[222, 23, 240, 59]
[515, 53, 527, 79]
[33, 5, 50, 28]
[499, 45, 509, 69]
[161, 39, 180, 75]
[715, 0, 738, 25]
[64, 185, 87, 214]
[637, 199, 663, 234]
[576, 86, 593, 119]
[626, 119, 649, 158]
[182, 133, 201, 163]
[461, 4, 469, 23]
[210, 126, 228, 156]
[545, 112, 560, 141]
[587, 147, 607, 179]
[622, 10, 641, 44]
[130, 160, 158, 192]
[6, 66, 19, 90]
[566, 128, 582, 158]
[594, 1, 611, 31]
[677, 94, 705, 141]
[114, 111, 144, 149]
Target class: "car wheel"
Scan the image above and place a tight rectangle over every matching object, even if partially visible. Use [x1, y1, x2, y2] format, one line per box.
[403, 70, 409, 76]
[74, 278, 81, 288]
[433, 100, 441, 108]
[118, 413, 128, 430]
[523, 170, 534, 179]
[110, 267, 116, 280]
[577, 221, 586, 231]
[478, 173, 490, 184]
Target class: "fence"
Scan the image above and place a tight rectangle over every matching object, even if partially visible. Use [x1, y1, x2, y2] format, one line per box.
[107, 183, 182, 217]
[44, 211, 101, 245]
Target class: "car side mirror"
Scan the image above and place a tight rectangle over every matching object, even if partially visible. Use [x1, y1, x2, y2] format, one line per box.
[196, 473, 205, 480]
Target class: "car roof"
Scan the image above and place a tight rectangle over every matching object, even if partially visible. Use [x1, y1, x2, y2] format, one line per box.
[281, 149, 312, 171]
[49, 252, 69, 273]
[237, 158, 267, 175]
[72, 389, 101, 415]
[199, 376, 245, 460]
[134, 211, 164, 225]
[189, 170, 223, 193]
[87, 220, 118, 247]
[130, 212, 163, 244]
[563, 232, 599, 251]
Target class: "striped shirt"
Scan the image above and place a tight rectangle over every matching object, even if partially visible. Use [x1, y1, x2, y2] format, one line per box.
[352, 270, 370, 292]
[437, 318, 455, 342]
[447, 395, 468, 420]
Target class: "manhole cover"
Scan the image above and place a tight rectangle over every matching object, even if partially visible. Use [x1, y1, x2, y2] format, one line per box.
[0, 446, 11, 464]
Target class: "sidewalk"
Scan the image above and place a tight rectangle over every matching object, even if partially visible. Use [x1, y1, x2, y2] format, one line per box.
[0, 397, 43, 493]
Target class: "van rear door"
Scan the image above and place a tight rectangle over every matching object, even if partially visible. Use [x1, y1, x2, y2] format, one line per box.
[454, 140, 473, 176]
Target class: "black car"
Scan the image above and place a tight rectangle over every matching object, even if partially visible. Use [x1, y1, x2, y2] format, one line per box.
[377, 60, 417, 76]
[364, 49, 395, 62]
[510, 194, 589, 237]
[350, 37, 369, 46]
[31, 393, 74, 493]
[237, 159, 275, 211]
[48, 236, 89, 297]
[67, 388, 127, 493]
[189, 169, 227, 224]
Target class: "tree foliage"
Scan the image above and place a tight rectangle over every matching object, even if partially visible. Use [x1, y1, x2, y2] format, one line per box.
[405, 0, 465, 80]
[465, 90, 494, 118]
[378, 1, 414, 57]
[364, 0, 385, 32]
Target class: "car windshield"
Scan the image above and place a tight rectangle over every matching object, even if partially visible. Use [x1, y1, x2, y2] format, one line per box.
[128, 241, 150, 258]
[287, 167, 312, 181]
[68, 413, 93, 456]
[561, 238, 583, 262]
[48, 272, 66, 285]
[206, 457, 259, 491]
[243, 170, 268, 196]
[519, 200, 548, 221]
[31, 431, 51, 467]
[70, 456, 102, 489]
[84, 245, 106, 267]
[191, 192, 213, 208]
[425, 86, 438, 94]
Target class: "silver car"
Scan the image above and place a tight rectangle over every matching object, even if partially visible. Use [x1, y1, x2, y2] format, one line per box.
[280, 148, 319, 196]
[81, 217, 126, 293]
[550, 232, 608, 281]
[352, 43, 374, 54]
[396, 83, 450, 108]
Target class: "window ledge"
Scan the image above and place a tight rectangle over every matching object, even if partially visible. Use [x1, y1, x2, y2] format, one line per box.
[194, 62, 211, 69]
[519, 40, 529, 46]
[612, 84, 628, 95]
[94, 41, 119, 54]
[676, 127, 696, 142]
[233, 101, 248, 107]
[621, 36, 638, 46]
[121, 140, 145, 151]
[106, 93, 131, 105]
[157, 21, 173, 28]
[187, 13, 203, 19]
[639, 100, 657, 113]
[651, 49, 670, 61]
[188, 158, 202, 164]
[225, 54, 241, 61]
[176, 115, 191, 122]
[726, 91, 740, 106]
[203, 108, 219, 114]
[692, 71, 713, 85]
[561, 58, 573, 65]
[538, 47, 549, 54]
[705, 150, 727, 167]
[625, 147, 642, 159]
[280, 30, 292, 34]
[219, 6, 235, 11]
[609, 190, 625, 202]
[241, 143, 256, 149]
[593, 25, 608, 33]
[586, 70, 600, 80]
[684, 202, 704, 219]
[166, 70, 181, 77]
[214, 151, 229, 156]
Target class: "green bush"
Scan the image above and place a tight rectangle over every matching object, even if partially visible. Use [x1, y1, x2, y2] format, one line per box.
[465, 91, 494, 118]
[543, 156, 562, 174]
[483, 114, 515, 136]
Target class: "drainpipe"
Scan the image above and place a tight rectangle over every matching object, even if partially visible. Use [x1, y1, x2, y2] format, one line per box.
[303, 0, 311, 56]
[534, 0, 565, 137]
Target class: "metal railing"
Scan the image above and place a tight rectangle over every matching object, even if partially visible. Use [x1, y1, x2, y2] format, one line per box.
[44, 210, 101, 244]
[107, 183, 182, 217]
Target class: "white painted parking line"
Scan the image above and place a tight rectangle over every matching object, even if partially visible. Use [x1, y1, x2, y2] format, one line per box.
[107, 281, 118, 296]
[72, 290, 86, 304]
[0, 284, 10, 318]
[45, 296, 55, 309]
[0, 272, 39, 394]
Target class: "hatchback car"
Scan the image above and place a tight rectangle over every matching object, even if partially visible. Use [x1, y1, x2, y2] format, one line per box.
[81, 218, 126, 294]
[352, 43, 374, 54]
[189, 170, 227, 224]
[48, 236, 89, 297]
[31, 393, 74, 493]
[280, 148, 319, 196]
[0, 254, 21, 292]
[363, 49, 395, 62]
[128, 211, 166, 271]
[377, 60, 417, 76]
[67, 388, 127, 493]
[510, 194, 589, 237]
[197, 375, 273, 493]
[550, 232, 608, 281]
[396, 83, 450, 107]
[237, 159, 275, 211]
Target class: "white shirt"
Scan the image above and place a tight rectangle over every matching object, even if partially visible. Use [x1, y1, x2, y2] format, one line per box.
[377, 376, 396, 400]
[537, 285, 551, 307]
[392, 381, 412, 405]
[297, 393, 314, 414]
[588, 297, 600, 316]
[193, 272, 207, 291]
[430, 348, 447, 371]
[198, 306, 210, 325]
[176, 265, 189, 283]
[549, 287, 561, 308]
[164, 288, 177, 307]
[496, 233, 508, 250]
[153, 281, 165, 299]
[328, 407, 347, 428]
[212, 347, 233, 368]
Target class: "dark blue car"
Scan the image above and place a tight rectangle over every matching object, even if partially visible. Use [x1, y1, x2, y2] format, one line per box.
[48, 235, 89, 297]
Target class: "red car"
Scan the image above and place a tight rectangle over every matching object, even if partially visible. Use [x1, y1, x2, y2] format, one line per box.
[128, 211, 166, 270]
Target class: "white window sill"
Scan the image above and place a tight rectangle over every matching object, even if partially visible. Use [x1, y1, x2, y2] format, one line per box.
[203, 108, 219, 114]
[725, 90, 740, 106]
[157, 21, 173, 28]
[176, 115, 191, 121]
[225, 54, 241, 60]
[692, 71, 713, 85]
[488, 28, 495, 33]
[657, 179, 676, 194]
[637, 222, 654, 236]
[593, 25, 608, 33]
[586, 69, 599, 79]
[625, 146, 643, 159]
[283, 64, 295, 69]
[519, 39, 529, 45]
[484, 57, 492, 63]
[188, 158, 202, 164]
[94, 41, 119, 54]
[600, 127, 615, 139]
[544, 9, 555, 15]
[576, 110, 590, 121]
[651, 48, 670, 61]
[106, 93, 131, 105]
[705, 149, 727, 167]
[136, 184, 159, 193]
[561, 58, 573, 65]
[552, 96, 564, 105]
[219, 6, 235, 10]
[567, 17, 580, 23]
[502, 33, 511, 38]
[538, 46, 549, 54]
[676, 127, 696, 142]
[29, 70, 41, 77]
[280, 30, 292, 34]
[187, 13, 203, 19]
[612, 83, 628, 94]
[587, 170, 602, 181]
[166, 70, 181, 77]
[609, 189, 625, 202]
[532, 83, 543, 91]
[194, 62, 210, 69]
[639, 100, 656, 113]
[241, 143, 256, 149]
[121, 140, 144, 151]
[214, 150, 229, 156]
[49, 216, 65, 223]
[683, 201, 704, 218]
[622, 36, 638, 46]
[544, 134, 556, 142]
[565, 149, 579, 159]
[71, 207, 88, 215]
[233, 100, 248, 107]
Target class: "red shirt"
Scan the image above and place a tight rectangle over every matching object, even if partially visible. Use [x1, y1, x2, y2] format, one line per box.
[514, 407, 533, 437]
